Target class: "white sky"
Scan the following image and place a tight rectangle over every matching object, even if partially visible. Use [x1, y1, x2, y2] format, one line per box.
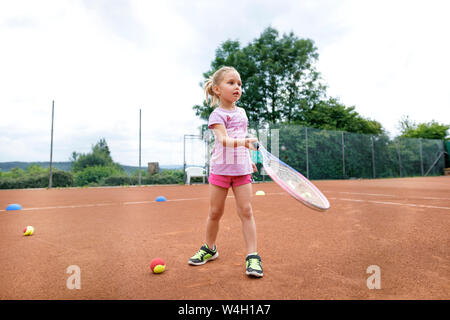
[1, 0, 449, 166]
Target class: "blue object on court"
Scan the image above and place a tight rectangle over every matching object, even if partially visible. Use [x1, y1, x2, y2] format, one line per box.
[156, 196, 167, 202]
[6, 204, 22, 211]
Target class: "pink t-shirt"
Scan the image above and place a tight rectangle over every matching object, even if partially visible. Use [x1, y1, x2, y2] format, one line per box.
[208, 106, 253, 176]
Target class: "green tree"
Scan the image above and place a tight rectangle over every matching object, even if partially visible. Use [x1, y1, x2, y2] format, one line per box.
[398, 116, 449, 140]
[193, 27, 324, 128]
[74, 166, 120, 186]
[69, 151, 79, 162]
[26, 164, 46, 175]
[301, 98, 383, 135]
[193, 26, 383, 135]
[71, 138, 123, 173]
[7, 167, 26, 179]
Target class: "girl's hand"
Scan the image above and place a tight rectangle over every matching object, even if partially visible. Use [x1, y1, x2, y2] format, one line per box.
[251, 162, 258, 173]
[245, 138, 258, 150]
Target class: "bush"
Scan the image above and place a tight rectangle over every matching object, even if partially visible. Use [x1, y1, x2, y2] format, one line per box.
[74, 166, 120, 186]
[5, 167, 27, 179]
[0, 167, 186, 189]
[145, 170, 183, 185]
[0, 170, 74, 189]
[102, 170, 184, 186]
[51, 170, 74, 187]
[0, 177, 20, 189]
[144, 174, 177, 185]
[103, 175, 133, 186]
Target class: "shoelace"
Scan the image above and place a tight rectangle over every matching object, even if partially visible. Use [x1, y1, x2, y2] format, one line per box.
[248, 258, 262, 270]
[192, 249, 207, 259]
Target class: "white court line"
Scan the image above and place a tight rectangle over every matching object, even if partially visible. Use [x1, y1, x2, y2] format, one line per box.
[0, 203, 115, 213]
[0, 198, 211, 213]
[336, 198, 450, 211]
[325, 191, 450, 201]
[0, 193, 282, 213]
[22, 203, 114, 211]
[334, 191, 395, 197]
[123, 197, 207, 205]
[422, 196, 450, 200]
[338, 198, 365, 202]
[367, 200, 450, 210]
[1, 192, 449, 214]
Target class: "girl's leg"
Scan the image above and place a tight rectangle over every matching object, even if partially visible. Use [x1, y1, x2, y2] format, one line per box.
[232, 182, 257, 254]
[205, 183, 229, 249]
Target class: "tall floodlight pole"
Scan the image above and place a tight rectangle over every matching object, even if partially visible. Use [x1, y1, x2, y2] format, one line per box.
[49, 100, 55, 189]
[183, 135, 187, 184]
[139, 109, 142, 186]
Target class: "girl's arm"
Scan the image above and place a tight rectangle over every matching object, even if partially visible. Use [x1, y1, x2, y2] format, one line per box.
[211, 124, 257, 150]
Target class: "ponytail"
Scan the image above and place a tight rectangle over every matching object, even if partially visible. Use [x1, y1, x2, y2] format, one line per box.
[204, 77, 218, 107]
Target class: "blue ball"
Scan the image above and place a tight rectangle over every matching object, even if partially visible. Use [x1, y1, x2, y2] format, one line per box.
[156, 196, 166, 202]
[6, 204, 22, 211]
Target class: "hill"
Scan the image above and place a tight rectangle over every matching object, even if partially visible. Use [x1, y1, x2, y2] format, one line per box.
[0, 162, 183, 174]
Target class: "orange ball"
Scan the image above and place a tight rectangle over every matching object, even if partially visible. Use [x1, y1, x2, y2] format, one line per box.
[150, 258, 166, 273]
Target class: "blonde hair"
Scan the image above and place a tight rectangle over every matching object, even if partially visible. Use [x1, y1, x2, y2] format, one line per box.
[204, 66, 239, 107]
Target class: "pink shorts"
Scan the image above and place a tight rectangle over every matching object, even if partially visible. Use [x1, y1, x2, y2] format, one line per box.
[209, 173, 252, 189]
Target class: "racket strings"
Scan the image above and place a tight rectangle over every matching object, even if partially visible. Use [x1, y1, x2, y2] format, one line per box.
[260, 147, 328, 209]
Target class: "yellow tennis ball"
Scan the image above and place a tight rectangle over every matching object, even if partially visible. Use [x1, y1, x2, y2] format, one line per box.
[153, 265, 165, 273]
[23, 226, 34, 236]
[150, 258, 166, 274]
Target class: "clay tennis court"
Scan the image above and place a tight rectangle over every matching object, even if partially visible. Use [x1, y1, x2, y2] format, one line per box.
[0, 176, 449, 300]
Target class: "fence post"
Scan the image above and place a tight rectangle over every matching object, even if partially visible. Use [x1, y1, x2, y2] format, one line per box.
[341, 131, 346, 178]
[419, 138, 424, 176]
[305, 127, 309, 179]
[49, 100, 54, 189]
[371, 136, 376, 178]
[183, 135, 186, 184]
[138, 109, 142, 186]
[397, 139, 402, 177]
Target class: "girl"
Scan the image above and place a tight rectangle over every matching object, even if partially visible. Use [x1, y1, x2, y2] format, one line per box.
[188, 66, 263, 278]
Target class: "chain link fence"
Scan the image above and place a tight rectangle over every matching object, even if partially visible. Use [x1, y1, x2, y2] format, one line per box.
[244, 124, 445, 181]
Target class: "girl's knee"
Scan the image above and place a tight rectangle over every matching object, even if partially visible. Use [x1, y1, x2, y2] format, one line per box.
[209, 207, 224, 221]
[237, 205, 253, 220]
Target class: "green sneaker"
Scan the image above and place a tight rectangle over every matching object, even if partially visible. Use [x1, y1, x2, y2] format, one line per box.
[245, 253, 263, 277]
[188, 244, 219, 266]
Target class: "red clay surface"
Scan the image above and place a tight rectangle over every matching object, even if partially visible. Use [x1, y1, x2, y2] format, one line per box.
[0, 176, 449, 300]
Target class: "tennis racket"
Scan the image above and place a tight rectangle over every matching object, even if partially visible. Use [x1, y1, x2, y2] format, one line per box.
[254, 142, 330, 211]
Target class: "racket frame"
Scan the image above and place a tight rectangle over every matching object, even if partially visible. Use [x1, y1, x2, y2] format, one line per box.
[256, 143, 330, 211]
